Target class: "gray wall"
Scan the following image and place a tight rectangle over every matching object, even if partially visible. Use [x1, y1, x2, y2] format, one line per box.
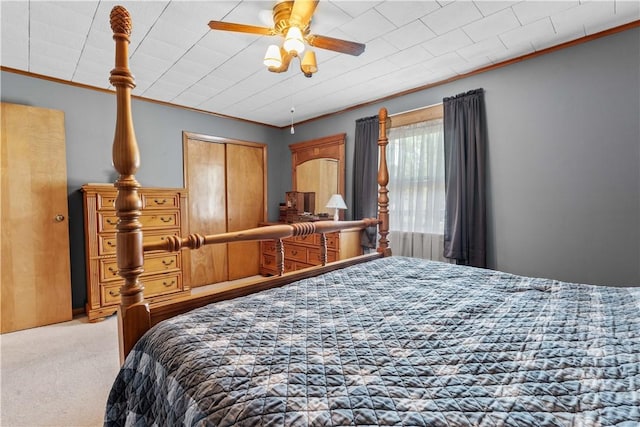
[1, 73, 286, 308]
[2, 26, 638, 311]
[289, 27, 640, 287]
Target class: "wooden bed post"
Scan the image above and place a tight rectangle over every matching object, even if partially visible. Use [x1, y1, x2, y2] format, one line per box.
[377, 108, 391, 255]
[110, 6, 150, 363]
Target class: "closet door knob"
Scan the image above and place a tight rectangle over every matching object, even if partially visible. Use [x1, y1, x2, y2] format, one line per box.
[55, 214, 65, 222]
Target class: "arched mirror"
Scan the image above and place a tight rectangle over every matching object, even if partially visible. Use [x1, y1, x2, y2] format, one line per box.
[290, 133, 345, 218]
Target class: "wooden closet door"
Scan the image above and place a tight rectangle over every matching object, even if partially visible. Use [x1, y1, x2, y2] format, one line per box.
[184, 133, 267, 286]
[226, 143, 266, 280]
[1, 103, 72, 332]
[183, 137, 228, 286]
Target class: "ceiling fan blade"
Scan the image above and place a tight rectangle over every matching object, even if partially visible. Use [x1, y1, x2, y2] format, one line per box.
[208, 21, 274, 36]
[290, 0, 319, 27]
[307, 34, 366, 56]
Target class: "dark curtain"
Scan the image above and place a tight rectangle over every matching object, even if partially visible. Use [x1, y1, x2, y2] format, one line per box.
[353, 115, 379, 249]
[443, 88, 487, 268]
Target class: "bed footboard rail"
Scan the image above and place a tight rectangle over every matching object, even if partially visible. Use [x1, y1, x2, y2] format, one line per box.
[144, 218, 379, 275]
[144, 219, 379, 252]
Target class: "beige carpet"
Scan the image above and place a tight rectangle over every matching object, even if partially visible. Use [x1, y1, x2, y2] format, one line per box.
[1, 315, 119, 427]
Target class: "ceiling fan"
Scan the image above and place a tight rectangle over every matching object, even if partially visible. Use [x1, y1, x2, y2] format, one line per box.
[208, 0, 366, 77]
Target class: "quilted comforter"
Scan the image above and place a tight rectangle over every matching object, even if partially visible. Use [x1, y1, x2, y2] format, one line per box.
[105, 256, 640, 426]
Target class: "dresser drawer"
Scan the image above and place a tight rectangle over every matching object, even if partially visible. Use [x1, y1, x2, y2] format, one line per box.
[98, 214, 119, 232]
[97, 192, 117, 211]
[326, 233, 338, 249]
[98, 230, 181, 256]
[99, 212, 179, 232]
[283, 258, 296, 273]
[141, 192, 180, 209]
[307, 247, 337, 266]
[261, 240, 277, 255]
[142, 230, 182, 252]
[101, 273, 182, 306]
[285, 244, 307, 263]
[102, 283, 123, 306]
[261, 253, 278, 272]
[98, 235, 118, 255]
[145, 273, 181, 297]
[294, 234, 314, 245]
[140, 212, 179, 229]
[144, 253, 181, 274]
[100, 259, 121, 282]
[99, 253, 180, 282]
[260, 253, 301, 274]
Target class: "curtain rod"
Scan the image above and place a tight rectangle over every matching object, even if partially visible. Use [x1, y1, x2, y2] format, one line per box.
[389, 102, 443, 117]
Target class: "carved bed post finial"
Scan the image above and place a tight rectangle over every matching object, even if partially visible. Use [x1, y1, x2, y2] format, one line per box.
[110, 5, 149, 363]
[377, 108, 391, 256]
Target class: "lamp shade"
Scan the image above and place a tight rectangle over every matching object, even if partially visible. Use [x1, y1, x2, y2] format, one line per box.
[263, 44, 282, 68]
[283, 26, 305, 55]
[325, 194, 347, 221]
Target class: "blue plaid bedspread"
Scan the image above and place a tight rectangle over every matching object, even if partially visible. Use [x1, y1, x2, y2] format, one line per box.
[105, 256, 640, 426]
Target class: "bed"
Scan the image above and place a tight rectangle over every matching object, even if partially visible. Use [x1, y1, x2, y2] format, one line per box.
[104, 6, 639, 426]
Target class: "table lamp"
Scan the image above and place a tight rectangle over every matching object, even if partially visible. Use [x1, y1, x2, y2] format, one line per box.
[325, 194, 347, 221]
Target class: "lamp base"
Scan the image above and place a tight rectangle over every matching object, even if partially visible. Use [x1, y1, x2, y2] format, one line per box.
[333, 210, 339, 221]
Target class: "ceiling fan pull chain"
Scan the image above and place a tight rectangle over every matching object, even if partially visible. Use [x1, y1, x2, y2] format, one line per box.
[290, 92, 295, 135]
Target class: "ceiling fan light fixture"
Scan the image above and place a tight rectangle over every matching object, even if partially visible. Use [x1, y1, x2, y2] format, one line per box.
[263, 44, 282, 68]
[208, 0, 366, 78]
[300, 50, 317, 77]
[283, 26, 305, 55]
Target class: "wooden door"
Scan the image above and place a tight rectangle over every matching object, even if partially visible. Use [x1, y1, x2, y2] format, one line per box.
[183, 137, 227, 286]
[226, 143, 266, 280]
[1, 103, 72, 332]
[183, 133, 267, 286]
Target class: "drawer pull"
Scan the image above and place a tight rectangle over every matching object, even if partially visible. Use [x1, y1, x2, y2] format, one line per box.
[109, 289, 120, 297]
[154, 199, 167, 205]
[106, 218, 117, 225]
[162, 259, 175, 266]
[106, 241, 115, 247]
[160, 217, 172, 223]
[108, 266, 118, 275]
[291, 250, 298, 255]
[163, 280, 176, 287]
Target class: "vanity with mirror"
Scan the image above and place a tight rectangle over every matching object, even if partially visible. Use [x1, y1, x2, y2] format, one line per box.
[290, 133, 345, 217]
[258, 133, 363, 276]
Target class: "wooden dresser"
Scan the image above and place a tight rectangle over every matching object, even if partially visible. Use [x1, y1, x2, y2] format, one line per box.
[81, 184, 190, 322]
[259, 225, 363, 276]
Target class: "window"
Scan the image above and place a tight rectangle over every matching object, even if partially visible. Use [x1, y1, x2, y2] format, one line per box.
[387, 105, 445, 235]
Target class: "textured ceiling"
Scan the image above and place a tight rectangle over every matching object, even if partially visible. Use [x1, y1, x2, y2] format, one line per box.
[1, 1, 638, 127]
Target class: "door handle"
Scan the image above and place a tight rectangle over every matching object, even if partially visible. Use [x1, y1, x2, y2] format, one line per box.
[55, 214, 65, 222]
